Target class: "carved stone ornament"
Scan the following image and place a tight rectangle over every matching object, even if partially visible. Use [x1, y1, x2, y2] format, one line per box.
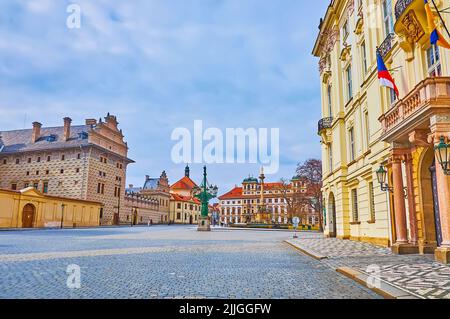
[401, 10, 425, 44]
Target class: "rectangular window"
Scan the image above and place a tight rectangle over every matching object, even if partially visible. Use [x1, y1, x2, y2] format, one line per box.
[427, 45, 442, 77]
[37, 157, 41, 163]
[342, 20, 349, 41]
[327, 85, 333, 117]
[352, 189, 359, 222]
[364, 112, 370, 149]
[61, 155, 65, 161]
[388, 86, 397, 105]
[15, 158, 19, 164]
[382, 0, 394, 35]
[349, 127, 356, 161]
[47, 156, 51, 162]
[43, 182, 49, 194]
[361, 41, 367, 76]
[33, 182, 38, 190]
[346, 65, 353, 102]
[11, 183, 17, 190]
[369, 182, 376, 221]
[328, 144, 333, 172]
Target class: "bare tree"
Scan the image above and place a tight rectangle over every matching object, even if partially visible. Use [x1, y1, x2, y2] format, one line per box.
[295, 159, 323, 231]
[277, 178, 308, 223]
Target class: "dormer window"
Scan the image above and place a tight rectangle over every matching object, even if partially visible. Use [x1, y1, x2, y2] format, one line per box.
[78, 132, 88, 139]
[46, 135, 57, 142]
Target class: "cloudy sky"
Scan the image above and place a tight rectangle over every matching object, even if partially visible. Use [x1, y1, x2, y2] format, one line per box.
[0, 0, 325, 194]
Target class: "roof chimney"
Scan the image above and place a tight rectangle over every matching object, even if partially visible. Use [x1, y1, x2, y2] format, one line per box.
[31, 122, 42, 143]
[63, 117, 72, 141]
[85, 119, 97, 126]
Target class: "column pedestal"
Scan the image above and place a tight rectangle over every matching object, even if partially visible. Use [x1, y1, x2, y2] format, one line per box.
[197, 216, 211, 231]
[435, 247, 450, 264]
[391, 243, 419, 254]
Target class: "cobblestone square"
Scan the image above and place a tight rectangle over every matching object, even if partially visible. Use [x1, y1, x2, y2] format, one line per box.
[0, 226, 379, 299]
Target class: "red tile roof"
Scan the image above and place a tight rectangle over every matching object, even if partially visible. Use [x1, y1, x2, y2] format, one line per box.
[170, 176, 198, 191]
[218, 187, 243, 200]
[170, 193, 200, 204]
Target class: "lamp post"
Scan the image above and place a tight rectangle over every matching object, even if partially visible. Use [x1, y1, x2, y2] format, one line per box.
[435, 136, 450, 175]
[376, 164, 407, 197]
[193, 166, 218, 231]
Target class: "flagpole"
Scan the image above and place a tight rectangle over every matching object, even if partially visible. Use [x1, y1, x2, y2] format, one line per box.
[431, 0, 450, 38]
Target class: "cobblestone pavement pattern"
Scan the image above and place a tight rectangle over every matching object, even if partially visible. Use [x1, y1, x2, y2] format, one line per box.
[287, 233, 450, 299]
[0, 226, 379, 299]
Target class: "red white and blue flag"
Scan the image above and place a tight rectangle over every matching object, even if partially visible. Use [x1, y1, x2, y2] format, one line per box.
[425, 0, 450, 49]
[376, 50, 399, 97]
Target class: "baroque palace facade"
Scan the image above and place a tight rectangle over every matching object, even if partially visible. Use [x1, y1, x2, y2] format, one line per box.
[124, 171, 171, 224]
[314, 0, 450, 262]
[218, 169, 319, 226]
[169, 165, 202, 224]
[0, 114, 134, 226]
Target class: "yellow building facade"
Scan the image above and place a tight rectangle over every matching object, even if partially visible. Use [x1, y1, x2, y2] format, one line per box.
[0, 187, 102, 228]
[313, 0, 450, 259]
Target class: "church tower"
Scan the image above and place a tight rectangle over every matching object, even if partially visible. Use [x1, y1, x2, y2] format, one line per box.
[185, 164, 190, 178]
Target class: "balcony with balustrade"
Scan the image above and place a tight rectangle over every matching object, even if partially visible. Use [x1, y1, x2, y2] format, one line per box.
[378, 77, 450, 143]
[318, 117, 333, 144]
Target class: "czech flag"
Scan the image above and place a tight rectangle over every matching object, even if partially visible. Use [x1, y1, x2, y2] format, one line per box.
[377, 50, 399, 97]
[425, 0, 450, 49]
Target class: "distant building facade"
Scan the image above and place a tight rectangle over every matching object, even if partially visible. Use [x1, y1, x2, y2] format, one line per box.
[218, 170, 319, 226]
[124, 171, 171, 224]
[169, 165, 202, 224]
[0, 114, 134, 226]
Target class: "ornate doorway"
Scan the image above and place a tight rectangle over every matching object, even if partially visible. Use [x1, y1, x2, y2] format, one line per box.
[419, 148, 442, 251]
[22, 204, 35, 228]
[328, 193, 336, 237]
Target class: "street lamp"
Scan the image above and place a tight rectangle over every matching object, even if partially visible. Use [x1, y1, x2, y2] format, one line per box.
[376, 164, 407, 197]
[435, 136, 450, 175]
[194, 166, 218, 231]
[376, 165, 392, 192]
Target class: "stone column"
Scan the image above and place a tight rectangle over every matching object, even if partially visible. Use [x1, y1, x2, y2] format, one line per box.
[404, 153, 418, 245]
[429, 115, 450, 263]
[435, 146, 450, 263]
[391, 154, 408, 244]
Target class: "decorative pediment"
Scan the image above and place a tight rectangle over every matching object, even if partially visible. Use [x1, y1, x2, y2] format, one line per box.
[339, 44, 351, 62]
[20, 187, 45, 198]
[354, 16, 364, 35]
